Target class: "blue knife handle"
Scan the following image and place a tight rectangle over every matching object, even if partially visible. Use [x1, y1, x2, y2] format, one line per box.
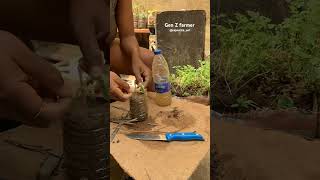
[165, 132, 204, 141]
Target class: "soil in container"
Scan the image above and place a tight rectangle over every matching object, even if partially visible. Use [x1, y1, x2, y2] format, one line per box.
[129, 85, 148, 122]
[63, 78, 109, 180]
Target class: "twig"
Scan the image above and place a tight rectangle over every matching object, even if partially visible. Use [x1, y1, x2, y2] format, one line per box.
[4, 139, 61, 158]
[124, 130, 169, 133]
[111, 118, 139, 125]
[145, 168, 151, 180]
[223, 56, 233, 96]
[111, 105, 129, 112]
[234, 71, 269, 94]
[110, 120, 135, 125]
[122, 127, 196, 134]
[111, 123, 123, 142]
[5, 139, 45, 149]
[211, 110, 223, 117]
[111, 118, 138, 141]
[224, 75, 233, 95]
[213, 94, 227, 107]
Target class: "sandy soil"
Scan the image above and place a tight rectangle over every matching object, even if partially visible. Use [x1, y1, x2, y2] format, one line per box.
[110, 94, 210, 180]
[213, 112, 320, 180]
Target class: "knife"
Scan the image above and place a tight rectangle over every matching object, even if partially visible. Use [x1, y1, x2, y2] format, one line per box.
[126, 132, 204, 141]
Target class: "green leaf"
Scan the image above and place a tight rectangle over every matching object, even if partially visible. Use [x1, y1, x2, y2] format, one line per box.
[277, 96, 295, 109]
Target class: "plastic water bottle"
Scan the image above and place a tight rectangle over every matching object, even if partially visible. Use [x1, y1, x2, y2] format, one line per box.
[152, 49, 172, 106]
[63, 64, 108, 180]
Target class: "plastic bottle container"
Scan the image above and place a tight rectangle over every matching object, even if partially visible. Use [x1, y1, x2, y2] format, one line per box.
[152, 49, 172, 106]
[129, 84, 148, 121]
[63, 66, 108, 180]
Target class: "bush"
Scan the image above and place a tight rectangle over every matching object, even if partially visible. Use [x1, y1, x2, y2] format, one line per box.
[171, 56, 210, 97]
[213, 0, 320, 111]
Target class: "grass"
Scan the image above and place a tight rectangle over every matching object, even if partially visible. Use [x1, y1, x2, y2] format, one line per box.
[170, 56, 210, 97]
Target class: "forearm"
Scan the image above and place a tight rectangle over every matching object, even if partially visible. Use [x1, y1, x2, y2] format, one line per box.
[120, 35, 140, 60]
[116, 0, 140, 60]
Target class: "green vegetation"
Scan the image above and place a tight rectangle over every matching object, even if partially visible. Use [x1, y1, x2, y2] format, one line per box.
[213, 0, 320, 111]
[171, 56, 210, 97]
[231, 96, 259, 112]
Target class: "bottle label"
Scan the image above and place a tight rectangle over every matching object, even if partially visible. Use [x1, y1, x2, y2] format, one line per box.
[155, 82, 170, 93]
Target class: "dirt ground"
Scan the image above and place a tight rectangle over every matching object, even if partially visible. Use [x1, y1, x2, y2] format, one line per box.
[110, 94, 210, 180]
[213, 110, 320, 180]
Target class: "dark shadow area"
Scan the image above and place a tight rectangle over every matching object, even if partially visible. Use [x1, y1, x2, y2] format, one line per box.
[0, 119, 21, 133]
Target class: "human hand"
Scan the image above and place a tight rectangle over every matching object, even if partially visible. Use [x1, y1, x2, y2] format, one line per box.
[69, 0, 109, 79]
[0, 30, 73, 128]
[78, 56, 105, 80]
[110, 71, 132, 101]
[131, 55, 152, 87]
[27, 79, 73, 128]
[0, 74, 73, 128]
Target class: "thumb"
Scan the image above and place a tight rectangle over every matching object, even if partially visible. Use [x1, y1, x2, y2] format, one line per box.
[133, 68, 143, 84]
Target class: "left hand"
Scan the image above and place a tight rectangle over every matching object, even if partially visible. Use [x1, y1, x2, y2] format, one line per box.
[110, 71, 132, 101]
[131, 55, 152, 87]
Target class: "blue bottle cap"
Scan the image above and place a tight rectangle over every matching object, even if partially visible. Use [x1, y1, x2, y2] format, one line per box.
[154, 49, 162, 55]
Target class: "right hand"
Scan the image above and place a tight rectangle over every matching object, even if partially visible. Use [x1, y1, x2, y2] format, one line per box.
[110, 71, 132, 101]
[69, 0, 109, 79]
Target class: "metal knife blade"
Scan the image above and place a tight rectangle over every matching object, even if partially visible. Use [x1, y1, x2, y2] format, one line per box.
[126, 132, 204, 141]
[126, 133, 166, 141]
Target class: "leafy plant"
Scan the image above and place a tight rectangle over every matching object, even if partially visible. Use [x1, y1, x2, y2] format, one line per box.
[213, 0, 320, 111]
[231, 96, 258, 112]
[171, 56, 210, 97]
[277, 95, 295, 109]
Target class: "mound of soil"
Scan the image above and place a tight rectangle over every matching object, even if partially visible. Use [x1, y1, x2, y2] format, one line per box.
[222, 109, 319, 139]
[214, 115, 320, 180]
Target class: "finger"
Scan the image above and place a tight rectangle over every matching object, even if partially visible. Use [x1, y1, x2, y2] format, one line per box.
[55, 60, 70, 67]
[111, 87, 129, 102]
[124, 92, 133, 99]
[5, 33, 64, 94]
[55, 66, 70, 73]
[4, 82, 45, 126]
[133, 68, 143, 84]
[40, 97, 72, 127]
[55, 79, 74, 98]
[78, 57, 89, 73]
[55, 97, 72, 112]
[142, 70, 151, 87]
[114, 77, 130, 92]
[111, 91, 132, 101]
[60, 70, 70, 74]
[69, 6, 104, 76]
